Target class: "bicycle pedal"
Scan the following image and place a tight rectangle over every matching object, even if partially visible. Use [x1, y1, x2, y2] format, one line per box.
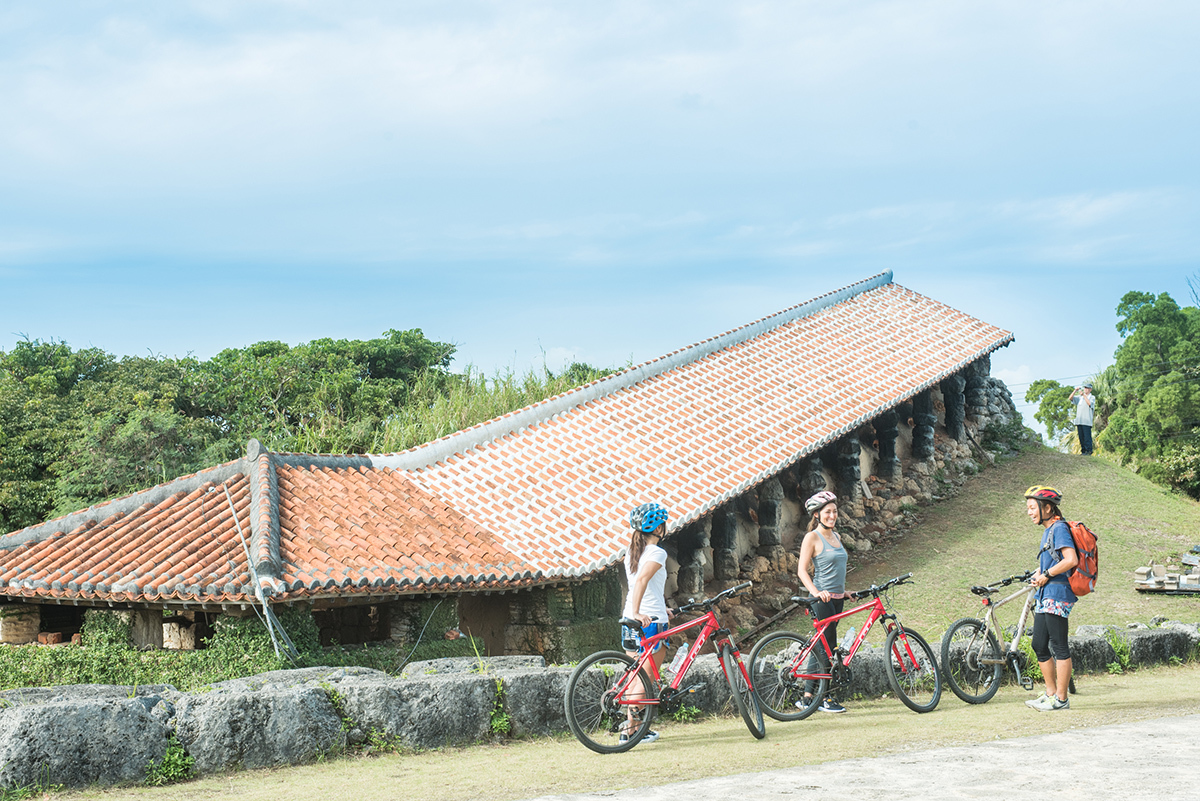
[1020, 677, 1034, 690]
[677, 683, 703, 695]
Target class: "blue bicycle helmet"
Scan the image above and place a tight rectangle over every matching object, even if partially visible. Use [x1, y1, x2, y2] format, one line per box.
[629, 502, 669, 533]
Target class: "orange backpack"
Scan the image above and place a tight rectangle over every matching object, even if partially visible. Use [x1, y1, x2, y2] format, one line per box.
[1064, 521, 1099, 597]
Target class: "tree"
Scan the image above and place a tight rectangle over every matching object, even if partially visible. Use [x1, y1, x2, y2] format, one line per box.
[1025, 379, 1075, 443]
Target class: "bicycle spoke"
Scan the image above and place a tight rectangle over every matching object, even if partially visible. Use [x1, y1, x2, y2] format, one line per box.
[565, 651, 655, 753]
[941, 618, 1003, 704]
[747, 631, 826, 721]
[885, 628, 942, 713]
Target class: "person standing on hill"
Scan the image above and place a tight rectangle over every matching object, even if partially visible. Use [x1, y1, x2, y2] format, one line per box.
[797, 490, 849, 714]
[1069, 383, 1095, 455]
[1024, 486, 1077, 712]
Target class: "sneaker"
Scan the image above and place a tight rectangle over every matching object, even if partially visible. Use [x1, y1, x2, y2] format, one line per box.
[796, 695, 814, 710]
[819, 699, 846, 713]
[1025, 693, 1054, 710]
[619, 730, 660, 745]
[1047, 697, 1070, 711]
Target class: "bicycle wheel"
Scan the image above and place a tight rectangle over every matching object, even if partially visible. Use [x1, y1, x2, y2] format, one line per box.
[720, 644, 766, 739]
[940, 617, 1002, 704]
[564, 650, 655, 753]
[747, 631, 827, 721]
[884, 627, 942, 713]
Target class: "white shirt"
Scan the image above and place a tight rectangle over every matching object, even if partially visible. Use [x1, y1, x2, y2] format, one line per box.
[623, 543, 669, 623]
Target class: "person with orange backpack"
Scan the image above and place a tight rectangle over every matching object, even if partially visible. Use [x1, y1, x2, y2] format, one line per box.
[1024, 486, 1077, 712]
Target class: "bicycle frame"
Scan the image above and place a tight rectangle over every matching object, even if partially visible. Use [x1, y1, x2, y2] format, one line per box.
[977, 581, 1037, 661]
[803, 594, 895, 673]
[749, 572, 941, 717]
[620, 602, 741, 703]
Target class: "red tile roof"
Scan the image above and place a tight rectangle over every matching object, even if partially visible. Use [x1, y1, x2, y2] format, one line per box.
[0, 272, 1012, 608]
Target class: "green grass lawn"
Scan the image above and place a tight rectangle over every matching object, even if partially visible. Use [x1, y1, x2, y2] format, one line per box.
[819, 445, 1200, 640]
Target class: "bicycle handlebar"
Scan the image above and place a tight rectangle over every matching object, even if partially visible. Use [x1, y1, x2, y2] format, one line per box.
[848, 572, 913, 599]
[987, 570, 1035, 588]
[671, 581, 753, 616]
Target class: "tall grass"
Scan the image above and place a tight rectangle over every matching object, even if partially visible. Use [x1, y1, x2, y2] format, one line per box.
[370, 364, 615, 454]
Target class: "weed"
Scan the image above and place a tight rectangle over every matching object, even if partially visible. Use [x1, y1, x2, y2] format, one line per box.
[364, 728, 403, 754]
[1015, 639, 1041, 682]
[144, 736, 195, 786]
[0, 763, 62, 800]
[1104, 630, 1133, 673]
[1106, 661, 1124, 675]
[490, 678, 512, 736]
[321, 683, 355, 735]
[1169, 655, 1184, 667]
[664, 704, 702, 723]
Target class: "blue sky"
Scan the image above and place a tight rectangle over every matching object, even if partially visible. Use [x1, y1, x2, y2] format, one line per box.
[2, 2, 1198, 429]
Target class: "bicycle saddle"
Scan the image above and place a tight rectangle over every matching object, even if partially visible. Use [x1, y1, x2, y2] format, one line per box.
[790, 596, 821, 614]
[970, 586, 997, 597]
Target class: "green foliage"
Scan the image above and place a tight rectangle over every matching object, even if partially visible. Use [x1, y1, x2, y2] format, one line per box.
[144, 736, 195, 786]
[489, 678, 512, 736]
[1025, 379, 1075, 442]
[978, 417, 1031, 454]
[664, 704, 703, 723]
[370, 363, 615, 454]
[0, 768, 63, 800]
[0, 330, 613, 530]
[1015, 638, 1040, 682]
[1105, 630, 1133, 673]
[81, 609, 133, 648]
[1097, 291, 1200, 483]
[364, 728, 403, 754]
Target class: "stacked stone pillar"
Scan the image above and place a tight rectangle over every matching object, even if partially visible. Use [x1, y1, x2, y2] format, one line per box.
[873, 410, 901, 479]
[755, 478, 787, 569]
[711, 507, 739, 581]
[0, 604, 39, 644]
[674, 519, 710, 597]
[965, 357, 990, 421]
[941, 374, 967, 441]
[911, 390, 936, 460]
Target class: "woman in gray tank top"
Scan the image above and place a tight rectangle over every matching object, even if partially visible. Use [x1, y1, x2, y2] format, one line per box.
[798, 490, 849, 713]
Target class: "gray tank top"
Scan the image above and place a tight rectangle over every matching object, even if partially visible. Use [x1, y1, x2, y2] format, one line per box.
[812, 531, 847, 594]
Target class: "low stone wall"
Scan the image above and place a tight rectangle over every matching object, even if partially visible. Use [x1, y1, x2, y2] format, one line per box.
[1, 623, 1196, 791]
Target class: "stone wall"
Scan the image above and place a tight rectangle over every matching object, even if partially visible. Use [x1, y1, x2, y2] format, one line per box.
[0, 622, 1194, 792]
[0, 605, 38, 645]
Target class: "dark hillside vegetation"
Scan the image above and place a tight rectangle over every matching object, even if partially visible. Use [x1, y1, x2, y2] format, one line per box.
[0, 333, 613, 533]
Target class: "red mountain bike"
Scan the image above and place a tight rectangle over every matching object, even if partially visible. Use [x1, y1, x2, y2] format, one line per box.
[564, 581, 766, 753]
[748, 573, 942, 718]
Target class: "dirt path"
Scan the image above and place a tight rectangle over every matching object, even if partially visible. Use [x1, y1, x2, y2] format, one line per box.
[531, 713, 1198, 800]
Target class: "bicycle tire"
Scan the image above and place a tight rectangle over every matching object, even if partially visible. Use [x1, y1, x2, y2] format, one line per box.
[564, 650, 655, 753]
[720, 644, 766, 739]
[940, 617, 1002, 704]
[884, 627, 942, 713]
[747, 630, 827, 721]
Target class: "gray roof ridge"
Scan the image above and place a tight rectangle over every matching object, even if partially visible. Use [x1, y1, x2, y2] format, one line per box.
[364, 270, 895, 472]
[0, 459, 248, 550]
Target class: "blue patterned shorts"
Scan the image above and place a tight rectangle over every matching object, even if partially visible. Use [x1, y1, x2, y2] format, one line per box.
[1036, 597, 1075, 617]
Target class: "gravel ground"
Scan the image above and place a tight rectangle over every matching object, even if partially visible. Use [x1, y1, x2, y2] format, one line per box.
[532, 713, 1199, 800]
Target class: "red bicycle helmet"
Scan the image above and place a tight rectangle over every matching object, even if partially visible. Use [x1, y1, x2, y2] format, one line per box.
[1023, 485, 1062, 504]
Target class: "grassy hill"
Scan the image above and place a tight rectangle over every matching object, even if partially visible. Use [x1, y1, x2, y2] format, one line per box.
[823, 445, 1200, 640]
